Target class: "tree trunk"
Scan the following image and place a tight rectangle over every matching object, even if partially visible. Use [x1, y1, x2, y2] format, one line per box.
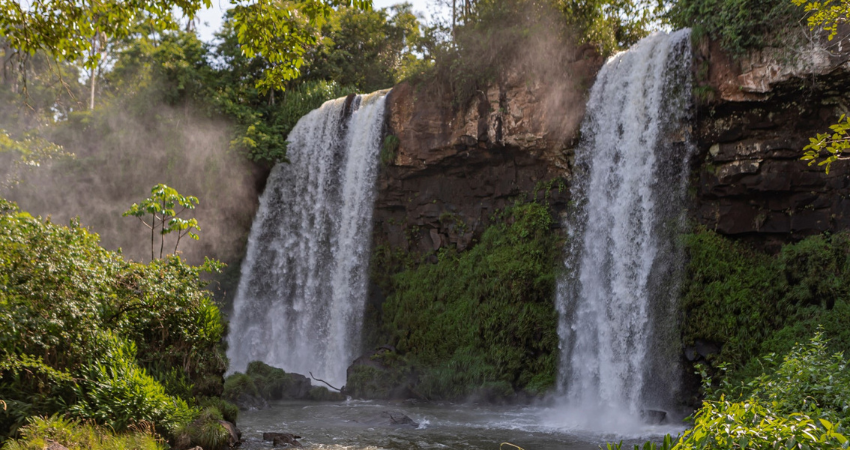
[89, 34, 97, 110]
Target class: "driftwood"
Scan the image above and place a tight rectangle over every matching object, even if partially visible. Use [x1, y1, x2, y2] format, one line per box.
[309, 371, 342, 391]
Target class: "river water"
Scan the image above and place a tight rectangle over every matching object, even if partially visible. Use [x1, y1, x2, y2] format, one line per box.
[236, 400, 685, 450]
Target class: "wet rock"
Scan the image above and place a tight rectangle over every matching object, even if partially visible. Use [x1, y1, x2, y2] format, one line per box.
[382, 411, 419, 427]
[344, 346, 414, 399]
[232, 391, 268, 411]
[640, 409, 668, 425]
[693, 37, 850, 248]
[308, 386, 346, 401]
[263, 432, 302, 448]
[284, 372, 312, 399]
[218, 420, 242, 447]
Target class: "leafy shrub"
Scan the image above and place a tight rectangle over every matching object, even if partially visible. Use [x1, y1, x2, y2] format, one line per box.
[172, 407, 230, 450]
[198, 397, 239, 424]
[222, 373, 259, 403]
[674, 398, 848, 450]
[69, 334, 193, 435]
[228, 80, 356, 163]
[245, 361, 292, 400]
[748, 332, 850, 422]
[682, 229, 850, 380]
[667, 0, 797, 55]
[2, 415, 164, 450]
[623, 335, 850, 450]
[0, 200, 228, 439]
[379, 201, 561, 399]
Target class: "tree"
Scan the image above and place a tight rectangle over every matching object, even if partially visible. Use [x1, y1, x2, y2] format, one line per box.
[794, 0, 850, 172]
[123, 184, 200, 261]
[0, 0, 372, 108]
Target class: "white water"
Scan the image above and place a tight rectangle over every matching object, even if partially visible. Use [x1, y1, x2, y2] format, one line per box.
[556, 30, 694, 428]
[227, 91, 388, 386]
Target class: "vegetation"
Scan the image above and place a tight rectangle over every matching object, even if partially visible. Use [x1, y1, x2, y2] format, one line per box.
[0, 198, 233, 446]
[682, 229, 850, 380]
[124, 184, 200, 261]
[375, 201, 562, 400]
[667, 0, 796, 55]
[3, 416, 164, 450]
[621, 333, 850, 450]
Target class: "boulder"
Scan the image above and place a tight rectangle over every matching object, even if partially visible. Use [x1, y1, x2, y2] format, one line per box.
[218, 420, 242, 447]
[380, 411, 419, 428]
[284, 372, 312, 399]
[344, 346, 414, 399]
[232, 391, 268, 411]
[640, 409, 668, 425]
[263, 432, 302, 447]
[45, 441, 69, 450]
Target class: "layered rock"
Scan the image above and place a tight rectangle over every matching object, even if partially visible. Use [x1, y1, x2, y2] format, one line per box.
[373, 46, 602, 255]
[691, 38, 850, 249]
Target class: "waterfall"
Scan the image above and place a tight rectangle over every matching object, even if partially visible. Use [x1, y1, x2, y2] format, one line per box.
[555, 30, 694, 424]
[227, 91, 388, 387]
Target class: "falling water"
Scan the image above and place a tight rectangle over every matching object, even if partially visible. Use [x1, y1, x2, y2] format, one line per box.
[227, 91, 388, 387]
[555, 30, 694, 425]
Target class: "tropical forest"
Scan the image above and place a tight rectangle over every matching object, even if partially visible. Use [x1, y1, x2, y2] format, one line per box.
[2, 0, 850, 448]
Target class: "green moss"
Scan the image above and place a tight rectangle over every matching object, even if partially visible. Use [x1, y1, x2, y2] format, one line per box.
[307, 386, 345, 401]
[379, 201, 561, 400]
[683, 229, 850, 383]
[380, 135, 400, 167]
[221, 373, 258, 402]
[245, 361, 293, 400]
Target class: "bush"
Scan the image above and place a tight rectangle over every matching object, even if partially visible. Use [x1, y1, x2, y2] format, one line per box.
[0, 200, 228, 440]
[748, 331, 850, 422]
[667, 0, 797, 55]
[245, 361, 292, 400]
[69, 335, 193, 435]
[379, 201, 561, 399]
[172, 407, 230, 450]
[2, 416, 164, 450]
[221, 373, 259, 403]
[623, 335, 850, 450]
[682, 229, 850, 381]
[198, 397, 238, 424]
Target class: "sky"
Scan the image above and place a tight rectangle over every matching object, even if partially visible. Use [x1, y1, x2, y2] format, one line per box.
[193, 0, 439, 43]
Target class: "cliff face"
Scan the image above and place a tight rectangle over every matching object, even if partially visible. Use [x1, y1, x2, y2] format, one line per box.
[373, 48, 602, 254]
[691, 39, 850, 249]
[374, 37, 850, 258]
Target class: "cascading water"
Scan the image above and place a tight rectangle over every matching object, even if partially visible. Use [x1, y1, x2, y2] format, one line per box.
[555, 29, 694, 427]
[227, 91, 388, 387]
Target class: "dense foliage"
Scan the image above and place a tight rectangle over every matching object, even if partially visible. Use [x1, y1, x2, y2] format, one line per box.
[0, 199, 233, 446]
[668, 0, 796, 54]
[376, 201, 562, 399]
[3, 416, 164, 450]
[682, 229, 850, 381]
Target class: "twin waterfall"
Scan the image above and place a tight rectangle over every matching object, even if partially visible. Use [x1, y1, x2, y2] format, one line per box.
[557, 29, 694, 423]
[227, 92, 387, 387]
[226, 30, 694, 422]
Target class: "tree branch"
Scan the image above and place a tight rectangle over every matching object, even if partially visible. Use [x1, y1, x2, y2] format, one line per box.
[309, 372, 342, 391]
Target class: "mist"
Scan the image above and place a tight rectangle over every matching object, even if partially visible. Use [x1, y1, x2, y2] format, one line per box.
[1, 99, 264, 270]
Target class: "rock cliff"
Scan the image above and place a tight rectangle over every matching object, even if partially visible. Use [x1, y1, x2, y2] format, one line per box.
[373, 47, 602, 255]
[691, 39, 850, 250]
[371, 37, 850, 262]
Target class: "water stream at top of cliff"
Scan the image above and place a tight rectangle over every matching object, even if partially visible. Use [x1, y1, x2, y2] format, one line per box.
[554, 29, 695, 431]
[226, 91, 388, 387]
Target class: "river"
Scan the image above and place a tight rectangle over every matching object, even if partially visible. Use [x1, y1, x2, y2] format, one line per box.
[236, 400, 686, 450]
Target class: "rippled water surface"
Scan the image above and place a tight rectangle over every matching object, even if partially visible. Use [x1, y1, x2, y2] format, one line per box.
[237, 401, 685, 450]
